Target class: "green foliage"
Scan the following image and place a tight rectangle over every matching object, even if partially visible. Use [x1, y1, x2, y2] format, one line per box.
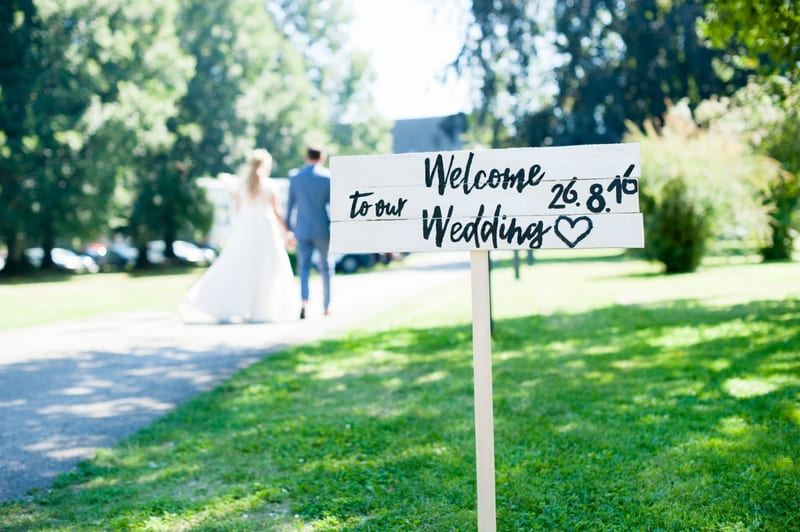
[126, 0, 391, 256]
[642, 177, 712, 273]
[453, 2, 544, 148]
[699, 0, 800, 80]
[90, 1, 197, 260]
[1, 254, 799, 529]
[760, 171, 800, 261]
[0, 0, 40, 272]
[0, 0, 197, 271]
[695, 77, 800, 261]
[0, 0, 391, 273]
[457, 0, 750, 147]
[328, 52, 394, 157]
[0, 0, 116, 267]
[625, 100, 778, 272]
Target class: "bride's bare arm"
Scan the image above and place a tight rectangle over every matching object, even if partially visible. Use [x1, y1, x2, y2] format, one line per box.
[270, 194, 291, 234]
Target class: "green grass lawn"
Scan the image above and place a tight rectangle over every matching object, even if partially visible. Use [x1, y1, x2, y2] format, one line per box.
[2, 251, 799, 530]
[0, 267, 201, 331]
[0, 260, 399, 331]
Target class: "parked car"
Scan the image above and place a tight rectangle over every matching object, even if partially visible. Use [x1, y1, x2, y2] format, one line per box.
[371, 252, 407, 265]
[334, 253, 375, 274]
[25, 247, 99, 273]
[146, 240, 216, 266]
[82, 242, 138, 271]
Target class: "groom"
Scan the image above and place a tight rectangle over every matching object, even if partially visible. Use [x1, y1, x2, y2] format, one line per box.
[286, 145, 332, 319]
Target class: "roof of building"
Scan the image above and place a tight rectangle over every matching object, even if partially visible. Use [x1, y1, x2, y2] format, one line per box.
[391, 113, 468, 153]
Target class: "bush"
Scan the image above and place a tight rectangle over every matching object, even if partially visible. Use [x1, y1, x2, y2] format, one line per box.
[695, 78, 800, 261]
[625, 100, 776, 272]
[642, 177, 712, 273]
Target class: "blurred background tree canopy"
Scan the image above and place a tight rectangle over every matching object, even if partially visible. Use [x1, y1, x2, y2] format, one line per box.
[1, 0, 797, 275]
[0, 0, 391, 273]
[453, 0, 799, 270]
[454, 0, 754, 147]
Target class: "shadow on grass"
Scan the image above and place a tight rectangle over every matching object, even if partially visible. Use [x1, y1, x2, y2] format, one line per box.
[0, 269, 82, 285]
[490, 299, 800, 529]
[4, 298, 799, 530]
[126, 263, 206, 278]
[0, 263, 204, 284]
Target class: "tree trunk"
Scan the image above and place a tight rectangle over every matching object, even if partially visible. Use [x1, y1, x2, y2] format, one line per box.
[760, 183, 798, 262]
[0, 234, 31, 275]
[40, 216, 56, 270]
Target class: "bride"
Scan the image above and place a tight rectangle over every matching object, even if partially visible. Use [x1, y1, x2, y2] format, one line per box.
[179, 148, 300, 323]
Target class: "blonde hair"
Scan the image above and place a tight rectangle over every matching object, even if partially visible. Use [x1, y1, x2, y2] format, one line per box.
[246, 148, 273, 196]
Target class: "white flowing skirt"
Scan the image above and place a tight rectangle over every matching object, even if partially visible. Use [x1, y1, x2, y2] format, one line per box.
[179, 207, 300, 323]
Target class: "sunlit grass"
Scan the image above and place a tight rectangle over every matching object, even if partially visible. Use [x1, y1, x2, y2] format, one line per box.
[0, 267, 200, 330]
[1, 251, 799, 530]
[0, 259, 401, 331]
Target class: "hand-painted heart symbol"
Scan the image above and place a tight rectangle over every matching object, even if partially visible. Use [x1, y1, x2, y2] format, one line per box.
[554, 215, 593, 248]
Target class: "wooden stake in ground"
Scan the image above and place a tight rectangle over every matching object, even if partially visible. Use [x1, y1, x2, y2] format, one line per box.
[470, 249, 496, 531]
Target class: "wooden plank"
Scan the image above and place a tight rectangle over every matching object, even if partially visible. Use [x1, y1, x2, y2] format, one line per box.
[331, 177, 641, 221]
[330, 212, 644, 253]
[329, 143, 640, 189]
[330, 143, 643, 253]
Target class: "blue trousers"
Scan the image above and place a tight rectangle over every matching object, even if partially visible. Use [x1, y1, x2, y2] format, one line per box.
[295, 237, 332, 310]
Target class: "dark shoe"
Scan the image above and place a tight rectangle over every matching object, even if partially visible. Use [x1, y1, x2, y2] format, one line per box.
[299, 307, 306, 320]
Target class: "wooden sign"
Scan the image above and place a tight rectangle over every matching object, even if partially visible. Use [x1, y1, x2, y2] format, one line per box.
[329, 143, 642, 532]
[330, 143, 643, 253]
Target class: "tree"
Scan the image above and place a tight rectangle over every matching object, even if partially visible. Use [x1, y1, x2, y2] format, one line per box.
[1, 0, 128, 271]
[699, 0, 800, 80]
[0, 0, 193, 273]
[127, 0, 392, 264]
[697, 1, 800, 260]
[1, 0, 392, 274]
[126, 0, 269, 263]
[455, 0, 751, 147]
[452, 1, 547, 147]
[260, 0, 393, 167]
[0, 0, 39, 273]
[695, 78, 800, 260]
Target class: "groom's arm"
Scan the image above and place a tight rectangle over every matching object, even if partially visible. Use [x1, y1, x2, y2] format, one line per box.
[285, 181, 296, 232]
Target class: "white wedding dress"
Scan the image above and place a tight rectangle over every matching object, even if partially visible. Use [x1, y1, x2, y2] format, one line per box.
[179, 179, 300, 323]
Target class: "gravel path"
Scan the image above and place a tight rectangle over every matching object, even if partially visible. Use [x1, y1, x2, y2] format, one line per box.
[0, 252, 470, 502]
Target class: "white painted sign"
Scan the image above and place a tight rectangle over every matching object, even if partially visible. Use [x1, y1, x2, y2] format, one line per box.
[330, 143, 643, 253]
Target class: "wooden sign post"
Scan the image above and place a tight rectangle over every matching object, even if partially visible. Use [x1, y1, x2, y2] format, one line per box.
[330, 144, 643, 531]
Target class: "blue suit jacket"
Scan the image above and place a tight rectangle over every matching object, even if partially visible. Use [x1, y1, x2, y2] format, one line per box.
[287, 163, 331, 240]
